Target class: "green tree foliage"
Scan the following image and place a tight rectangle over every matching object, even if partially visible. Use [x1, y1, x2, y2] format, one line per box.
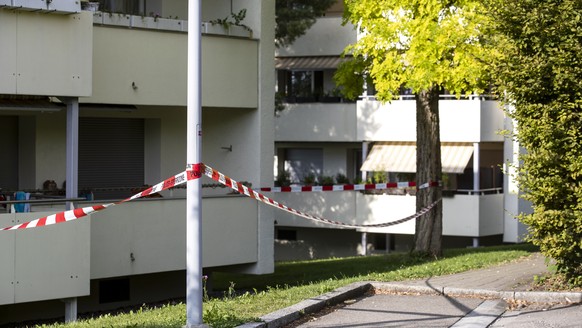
[491, 0, 582, 284]
[336, 0, 493, 257]
[275, 0, 337, 47]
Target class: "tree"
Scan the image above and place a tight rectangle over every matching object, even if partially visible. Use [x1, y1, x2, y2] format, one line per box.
[335, 0, 493, 257]
[491, 0, 582, 284]
[275, 0, 337, 47]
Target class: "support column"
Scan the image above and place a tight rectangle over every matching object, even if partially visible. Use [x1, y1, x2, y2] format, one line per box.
[64, 298, 77, 323]
[385, 234, 392, 254]
[361, 141, 369, 182]
[473, 143, 480, 193]
[472, 237, 479, 248]
[60, 97, 79, 210]
[361, 232, 367, 256]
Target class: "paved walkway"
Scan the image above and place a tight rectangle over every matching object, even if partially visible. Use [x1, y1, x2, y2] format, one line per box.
[237, 253, 582, 328]
[388, 252, 548, 291]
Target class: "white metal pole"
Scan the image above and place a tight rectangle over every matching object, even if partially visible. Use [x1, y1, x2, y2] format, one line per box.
[186, 0, 204, 326]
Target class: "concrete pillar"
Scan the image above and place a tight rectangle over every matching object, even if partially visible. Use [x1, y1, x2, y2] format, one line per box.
[64, 298, 77, 323]
[385, 234, 391, 254]
[361, 232, 367, 256]
[473, 142, 480, 193]
[361, 141, 369, 182]
[472, 237, 479, 248]
[60, 97, 79, 210]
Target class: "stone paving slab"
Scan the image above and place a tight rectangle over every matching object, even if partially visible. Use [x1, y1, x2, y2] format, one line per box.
[293, 294, 484, 328]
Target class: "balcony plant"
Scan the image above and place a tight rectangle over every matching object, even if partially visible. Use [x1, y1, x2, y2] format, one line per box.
[275, 170, 291, 187]
[302, 173, 316, 186]
[208, 9, 253, 38]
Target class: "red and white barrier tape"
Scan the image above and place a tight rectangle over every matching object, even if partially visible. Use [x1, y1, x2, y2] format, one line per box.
[1, 163, 439, 231]
[259, 181, 438, 193]
[199, 163, 440, 229]
[1, 167, 201, 231]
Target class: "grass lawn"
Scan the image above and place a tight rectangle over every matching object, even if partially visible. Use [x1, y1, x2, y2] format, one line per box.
[36, 243, 537, 328]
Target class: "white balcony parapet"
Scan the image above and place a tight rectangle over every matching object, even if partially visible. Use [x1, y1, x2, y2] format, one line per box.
[272, 191, 504, 237]
[357, 97, 504, 143]
[1, 0, 80, 14]
[89, 12, 253, 37]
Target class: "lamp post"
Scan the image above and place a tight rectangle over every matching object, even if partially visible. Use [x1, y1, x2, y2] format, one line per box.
[186, 0, 204, 327]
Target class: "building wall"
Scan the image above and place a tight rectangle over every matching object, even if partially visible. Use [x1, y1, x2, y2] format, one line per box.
[275, 16, 356, 57]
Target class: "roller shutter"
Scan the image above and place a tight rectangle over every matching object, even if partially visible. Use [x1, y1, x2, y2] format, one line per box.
[79, 117, 144, 200]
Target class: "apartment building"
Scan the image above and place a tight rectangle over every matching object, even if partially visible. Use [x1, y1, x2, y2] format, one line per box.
[273, 2, 530, 261]
[0, 0, 274, 323]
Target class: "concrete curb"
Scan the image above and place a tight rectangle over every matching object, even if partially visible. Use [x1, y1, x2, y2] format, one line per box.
[236, 281, 582, 328]
[372, 282, 582, 304]
[236, 282, 373, 328]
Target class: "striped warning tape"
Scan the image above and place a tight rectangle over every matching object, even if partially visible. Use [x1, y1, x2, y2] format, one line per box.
[198, 163, 440, 229]
[1, 165, 202, 231]
[1, 163, 439, 231]
[259, 181, 439, 193]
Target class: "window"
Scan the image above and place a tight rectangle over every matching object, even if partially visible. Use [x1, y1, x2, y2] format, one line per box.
[277, 70, 324, 102]
[284, 148, 323, 184]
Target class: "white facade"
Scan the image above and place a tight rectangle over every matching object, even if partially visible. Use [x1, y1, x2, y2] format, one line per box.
[0, 0, 275, 323]
[273, 5, 528, 260]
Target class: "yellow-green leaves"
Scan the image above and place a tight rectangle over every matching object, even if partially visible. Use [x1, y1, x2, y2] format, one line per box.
[337, 0, 492, 101]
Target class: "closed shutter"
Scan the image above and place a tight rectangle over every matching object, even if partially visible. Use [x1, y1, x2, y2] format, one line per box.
[79, 117, 144, 200]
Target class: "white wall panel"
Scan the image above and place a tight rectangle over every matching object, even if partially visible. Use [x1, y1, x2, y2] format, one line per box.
[15, 11, 92, 96]
[0, 214, 16, 305]
[0, 10, 17, 93]
[14, 214, 90, 303]
[90, 197, 258, 279]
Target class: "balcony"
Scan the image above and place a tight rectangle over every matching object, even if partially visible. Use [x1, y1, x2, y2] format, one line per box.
[276, 102, 357, 142]
[275, 96, 505, 143]
[271, 191, 503, 237]
[357, 97, 505, 143]
[0, 196, 258, 305]
[88, 19, 258, 108]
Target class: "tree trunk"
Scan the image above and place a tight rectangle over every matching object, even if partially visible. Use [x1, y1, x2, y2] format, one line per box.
[414, 86, 443, 257]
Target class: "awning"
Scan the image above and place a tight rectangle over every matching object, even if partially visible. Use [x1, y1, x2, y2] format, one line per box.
[275, 56, 350, 70]
[361, 142, 474, 174]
